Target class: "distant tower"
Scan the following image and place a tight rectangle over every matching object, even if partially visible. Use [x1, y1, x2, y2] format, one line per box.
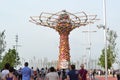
[30, 10, 98, 69]
[13, 35, 21, 53]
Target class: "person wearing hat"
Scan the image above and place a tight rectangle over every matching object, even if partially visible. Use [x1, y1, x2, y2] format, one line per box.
[79, 64, 88, 80]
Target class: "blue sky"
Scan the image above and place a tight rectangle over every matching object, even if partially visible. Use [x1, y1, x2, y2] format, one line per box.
[0, 0, 120, 66]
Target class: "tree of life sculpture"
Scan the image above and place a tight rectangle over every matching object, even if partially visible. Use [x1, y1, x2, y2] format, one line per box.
[30, 10, 98, 69]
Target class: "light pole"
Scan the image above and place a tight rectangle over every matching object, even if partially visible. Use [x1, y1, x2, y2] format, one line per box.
[97, 0, 108, 79]
[103, 0, 108, 79]
[97, 24, 108, 80]
[13, 35, 21, 53]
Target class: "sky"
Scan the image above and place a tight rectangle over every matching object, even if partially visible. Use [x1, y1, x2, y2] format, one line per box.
[0, 0, 120, 68]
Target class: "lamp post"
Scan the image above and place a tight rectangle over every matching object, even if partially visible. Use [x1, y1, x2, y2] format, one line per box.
[13, 35, 21, 53]
[103, 0, 108, 80]
[98, 0, 108, 79]
[97, 24, 108, 80]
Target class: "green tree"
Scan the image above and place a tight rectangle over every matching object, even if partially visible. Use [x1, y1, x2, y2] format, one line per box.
[98, 30, 117, 69]
[1, 48, 21, 68]
[0, 30, 6, 61]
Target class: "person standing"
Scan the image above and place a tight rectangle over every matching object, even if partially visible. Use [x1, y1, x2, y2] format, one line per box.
[67, 64, 79, 80]
[61, 69, 67, 80]
[0, 70, 2, 80]
[17, 67, 22, 80]
[1, 63, 10, 80]
[5, 67, 17, 80]
[45, 67, 59, 80]
[21, 62, 32, 80]
[31, 67, 35, 80]
[79, 64, 88, 80]
[116, 69, 120, 80]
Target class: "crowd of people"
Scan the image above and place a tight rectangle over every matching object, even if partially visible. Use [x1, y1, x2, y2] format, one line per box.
[0, 62, 86, 80]
[0, 62, 104, 80]
[0, 62, 90, 80]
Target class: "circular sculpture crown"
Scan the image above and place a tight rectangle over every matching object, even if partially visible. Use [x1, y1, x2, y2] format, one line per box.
[30, 10, 98, 33]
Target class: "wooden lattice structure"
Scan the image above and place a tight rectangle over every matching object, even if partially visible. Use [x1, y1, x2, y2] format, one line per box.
[30, 10, 98, 69]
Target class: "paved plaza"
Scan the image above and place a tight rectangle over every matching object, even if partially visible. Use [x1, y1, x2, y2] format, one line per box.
[36, 75, 117, 80]
[94, 75, 116, 80]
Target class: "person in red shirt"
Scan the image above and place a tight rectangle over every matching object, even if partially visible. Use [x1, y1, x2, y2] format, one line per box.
[79, 64, 88, 80]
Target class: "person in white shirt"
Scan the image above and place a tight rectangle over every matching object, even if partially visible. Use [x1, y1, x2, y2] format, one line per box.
[45, 67, 59, 80]
[1, 63, 10, 80]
